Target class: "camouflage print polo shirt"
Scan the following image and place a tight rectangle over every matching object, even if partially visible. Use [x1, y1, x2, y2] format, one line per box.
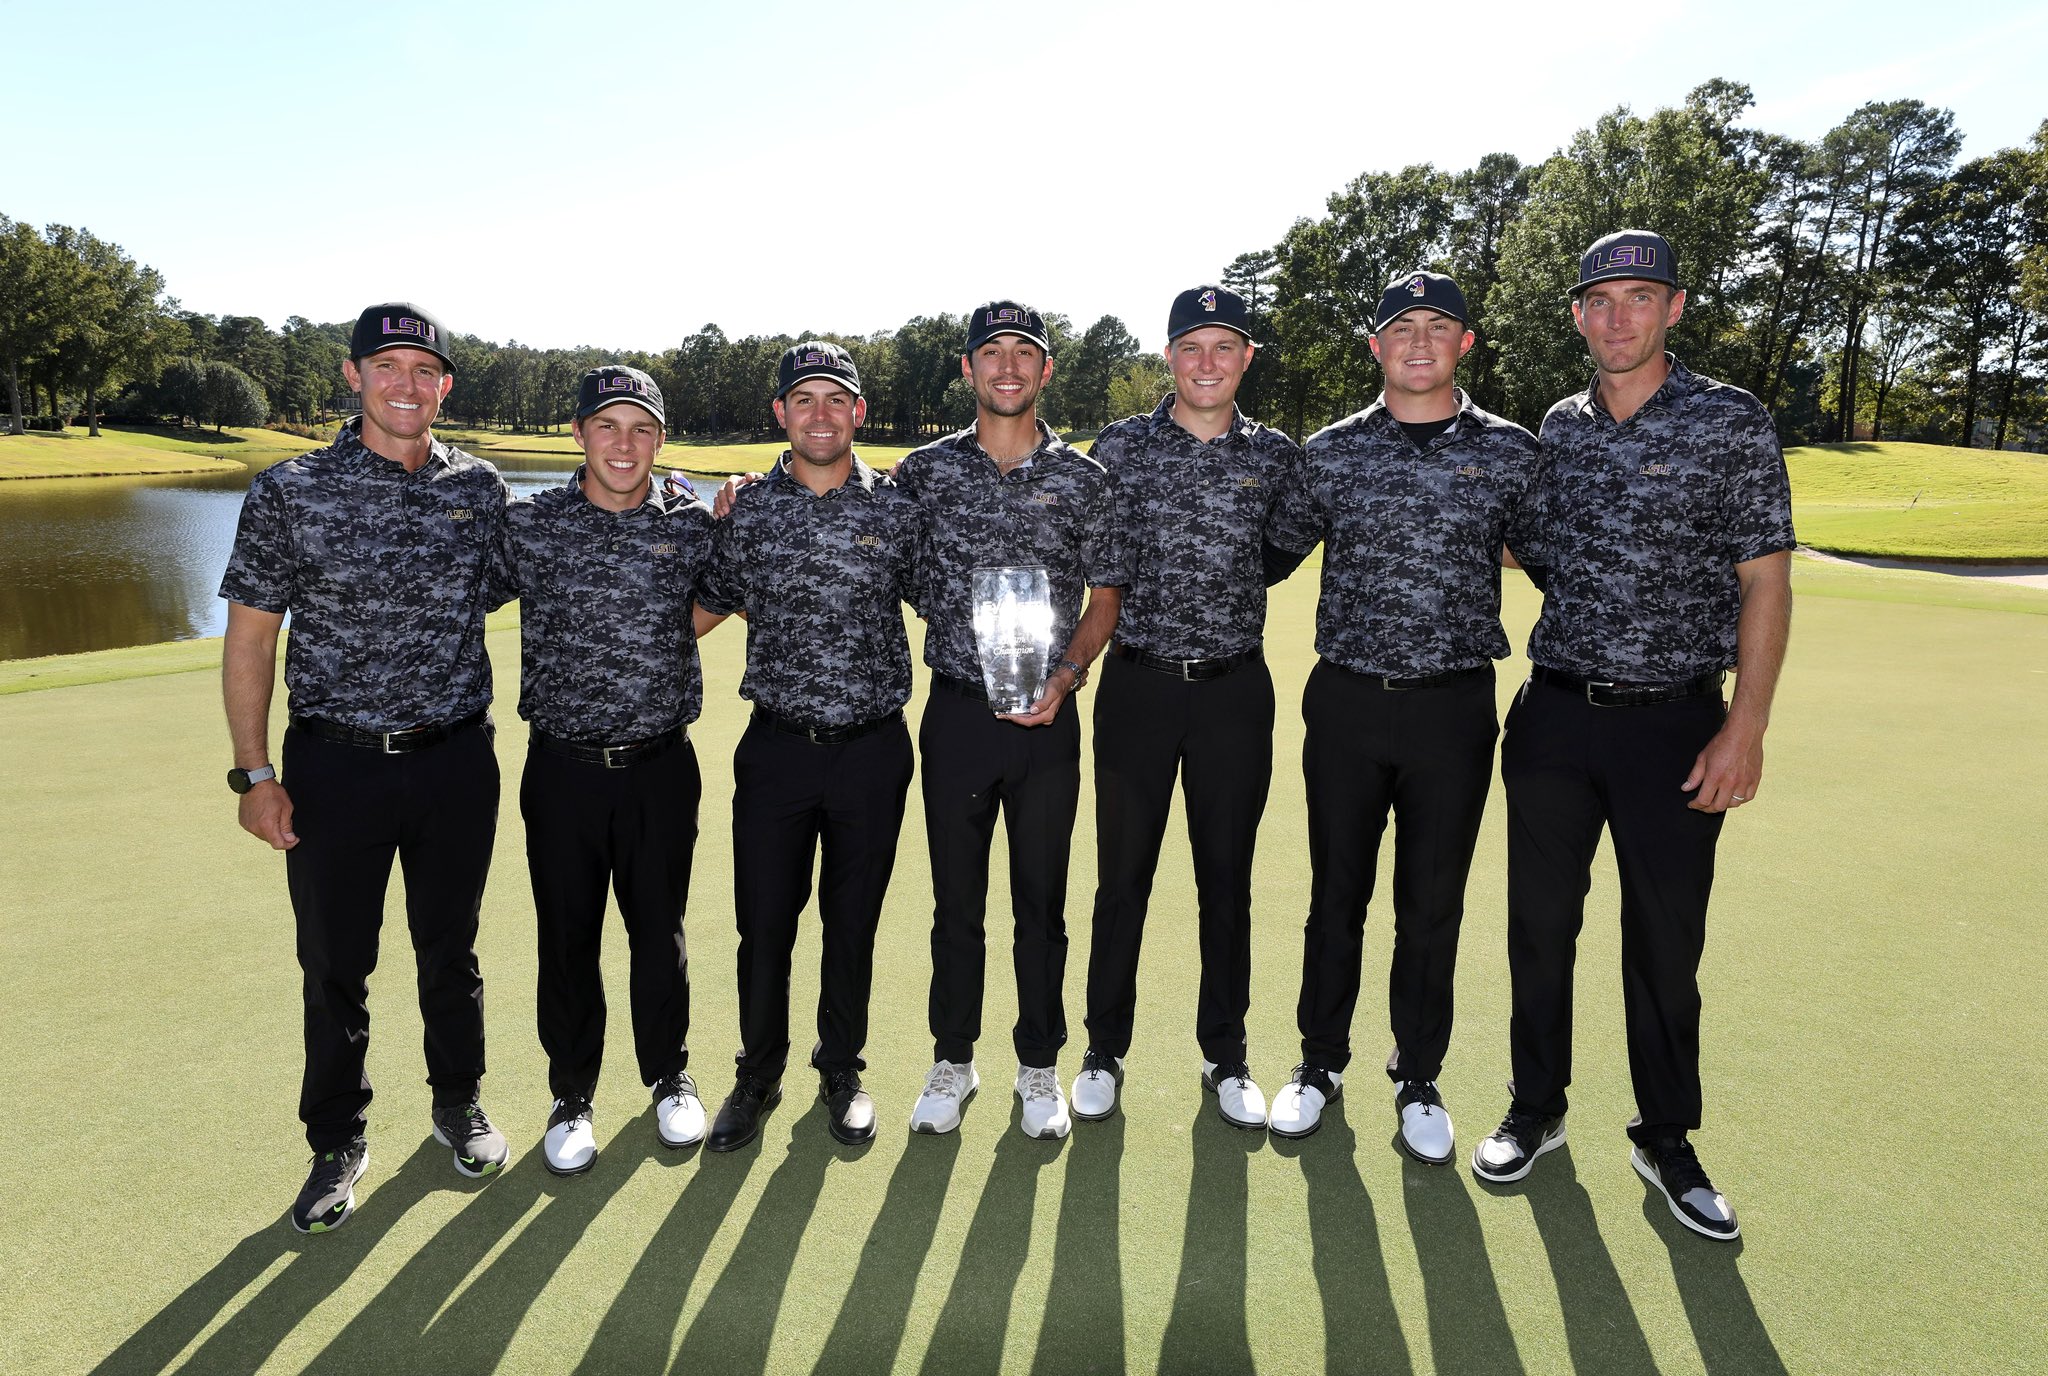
[1268, 390, 1539, 678]
[494, 467, 714, 741]
[891, 418, 1126, 683]
[696, 455, 921, 727]
[219, 417, 508, 732]
[1525, 357, 1796, 682]
[1094, 394, 1302, 660]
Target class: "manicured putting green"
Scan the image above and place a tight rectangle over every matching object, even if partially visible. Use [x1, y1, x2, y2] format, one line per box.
[1, 557, 2043, 1374]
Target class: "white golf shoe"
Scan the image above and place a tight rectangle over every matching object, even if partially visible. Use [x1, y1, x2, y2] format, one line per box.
[909, 1060, 978, 1135]
[1015, 1064, 1072, 1140]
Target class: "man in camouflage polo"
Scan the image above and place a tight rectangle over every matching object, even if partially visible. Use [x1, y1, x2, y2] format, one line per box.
[221, 302, 509, 1234]
[694, 341, 922, 1152]
[1070, 284, 1300, 1132]
[492, 366, 717, 1175]
[1263, 271, 1539, 1158]
[1471, 231, 1793, 1244]
[895, 301, 1125, 1142]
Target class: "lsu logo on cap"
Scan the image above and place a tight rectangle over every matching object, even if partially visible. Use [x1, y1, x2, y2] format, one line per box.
[802, 351, 831, 366]
[1592, 245, 1657, 272]
[382, 316, 436, 343]
[596, 374, 646, 395]
[986, 307, 1023, 325]
[1200, 289, 1217, 312]
[1408, 276, 1428, 296]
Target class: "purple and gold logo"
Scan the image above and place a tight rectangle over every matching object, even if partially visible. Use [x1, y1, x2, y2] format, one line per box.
[1407, 276, 1427, 297]
[802, 351, 832, 367]
[986, 307, 1024, 325]
[1590, 245, 1658, 273]
[596, 374, 645, 395]
[381, 315, 436, 343]
[1199, 289, 1217, 312]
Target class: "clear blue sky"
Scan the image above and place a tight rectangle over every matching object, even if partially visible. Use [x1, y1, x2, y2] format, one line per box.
[5, 0, 2043, 352]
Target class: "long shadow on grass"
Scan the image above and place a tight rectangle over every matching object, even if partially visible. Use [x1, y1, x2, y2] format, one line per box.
[1030, 1112, 1126, 1375]
[810, 1132, 963, 1376]
[1158, 1105, 1266, 1375]
[916, 1121, 1060, 1374]
[120, 1139, 446, 1376]
[569, 1121, 747, 1372]
[669, 1102, 840, 1375]
[1640, 1196, 1787, 1375]
[1399, 1146, 1525, 1373]
[1510, 1146, 1661, 1374]
[1269, 1109, 1414, 1375]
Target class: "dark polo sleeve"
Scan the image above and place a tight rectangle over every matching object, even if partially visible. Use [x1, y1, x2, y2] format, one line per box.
[696, 500, 746, 617]
[1721, 401, 1796, 564]
[219, 473, 294, 613]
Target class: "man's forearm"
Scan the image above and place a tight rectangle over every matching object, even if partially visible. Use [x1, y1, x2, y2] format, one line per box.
[223, 605, 286, 767]
[1060, 585, 1123, 670]
[1728, 552, 1792, 729]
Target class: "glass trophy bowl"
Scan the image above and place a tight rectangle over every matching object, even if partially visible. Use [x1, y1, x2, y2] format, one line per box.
[971, 565, 1055, 713]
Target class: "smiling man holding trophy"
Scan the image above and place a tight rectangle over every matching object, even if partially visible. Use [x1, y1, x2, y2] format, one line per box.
[891, 300, 1125, 1141]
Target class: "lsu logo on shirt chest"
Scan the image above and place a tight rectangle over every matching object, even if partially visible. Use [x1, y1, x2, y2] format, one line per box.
[1640, 463, 1674, 476]
[1025, 491, 1060, 507]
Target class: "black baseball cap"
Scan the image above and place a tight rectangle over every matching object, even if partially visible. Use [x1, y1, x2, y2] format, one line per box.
[1373, 271, 1469, 332]
[350, 302, 454, 373]
[965, 300, 1051, 353]
[776, 341, 862, 400]
[1166, 284, 1255, 344]
[1573, 229, 1679, 296]
[575, 365, 665, 424]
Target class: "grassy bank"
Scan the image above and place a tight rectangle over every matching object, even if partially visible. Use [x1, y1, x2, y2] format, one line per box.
[1785, 440, 2048, 560]
[0, 424, 281, 478]
[2, 556, 2044, 1374]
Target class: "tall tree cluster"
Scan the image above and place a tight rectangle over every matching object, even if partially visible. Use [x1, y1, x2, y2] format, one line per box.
[1232, 83, 2045, 447]
[3, 85, 2041, 448]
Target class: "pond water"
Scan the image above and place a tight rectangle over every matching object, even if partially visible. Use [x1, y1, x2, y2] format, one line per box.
[0, 456, 581, 660]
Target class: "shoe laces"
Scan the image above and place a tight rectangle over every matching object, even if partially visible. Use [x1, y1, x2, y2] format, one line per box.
[1213, 1061, 1252, 1088]
[551, 1094, 594, 1127]
[1495, 1110, 1553, 1149]
[1401, 1081, 1443, 1112]
[1018, 1065, 1061, 1102]
[922, 1062, 964, 1099]
[438, 1101, 491, 1139]
[1079, 1049, 1116, 1078]
[307, 1140, 365, 1184]
[1648, 1138, 1712, 1195]
[653, 1071, 697, 1103]
[823, 1068, 862, 1098]
[1290, 1062, 1335, 1097]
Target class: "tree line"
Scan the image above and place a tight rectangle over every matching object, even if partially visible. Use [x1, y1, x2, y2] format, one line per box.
[3, 80, 2043, 448]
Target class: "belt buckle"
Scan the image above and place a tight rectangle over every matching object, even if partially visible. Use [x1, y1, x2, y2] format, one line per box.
[1180, 658, 1197, 682]
[805, 724, 824, 744]
[381, 730, 402, 755]
[1585, 680, 1616, 705]
[603, 744, 627, 769]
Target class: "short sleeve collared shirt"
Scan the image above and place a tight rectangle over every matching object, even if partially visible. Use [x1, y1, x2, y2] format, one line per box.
[496, 469, 714, 741]
[218, 418, 507, 732]
[891, 419, 1125, 682]
[1526, 357, 1796, 681]
[696, 455, 921, 726]
[1094, 395, 1302, 660]
[1268, 390, 1538, 678]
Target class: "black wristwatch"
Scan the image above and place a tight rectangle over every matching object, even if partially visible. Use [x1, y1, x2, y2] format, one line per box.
[228, 764, 276, 795]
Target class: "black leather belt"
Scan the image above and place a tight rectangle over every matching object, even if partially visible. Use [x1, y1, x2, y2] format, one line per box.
[931, 673, 989, 701]
[1112, 642, 1262, 682]
[1334, 663, 1487, 691]
[1531, 664, 1725, 707]
[532, 724, 686, 769]
[752, 706, 903, 745]
[290, 709, 488, 754]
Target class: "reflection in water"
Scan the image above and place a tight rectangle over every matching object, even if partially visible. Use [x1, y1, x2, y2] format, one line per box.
[0, 460, 577, 660]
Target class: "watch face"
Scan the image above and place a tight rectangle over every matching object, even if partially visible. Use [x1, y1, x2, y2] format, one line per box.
[228, 768, 252, 795]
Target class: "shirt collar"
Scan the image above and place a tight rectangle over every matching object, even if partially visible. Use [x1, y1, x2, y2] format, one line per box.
[961, 417, 1060, 471]
[1148, 391, 1254, 444]
[768, 450, 881, 497]
[1583, 353, 1694, 419]
[337, 414, 452, 474]
[563, 463, 666, 515]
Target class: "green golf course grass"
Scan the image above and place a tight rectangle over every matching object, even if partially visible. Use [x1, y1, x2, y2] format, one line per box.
[1783, 441, 2048, 560]
[2, 555, 2043, 1375]
[0, 425, 283, 478]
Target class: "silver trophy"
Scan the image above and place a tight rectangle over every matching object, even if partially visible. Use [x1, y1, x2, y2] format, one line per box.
[971, 565, 1055, 713]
